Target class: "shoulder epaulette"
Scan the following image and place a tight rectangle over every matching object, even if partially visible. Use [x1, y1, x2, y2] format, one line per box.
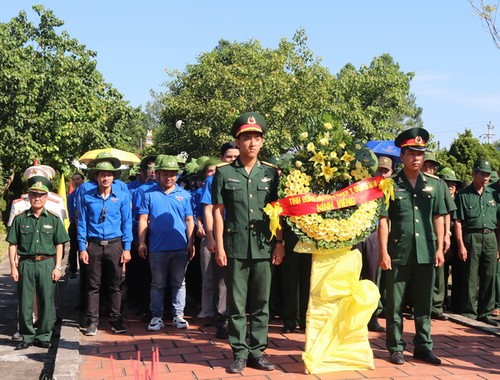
[261, 161, 278, 169]
[47, 209, 61, 218]
[216, 162, 230, 168]
[423, 172, 440, 180]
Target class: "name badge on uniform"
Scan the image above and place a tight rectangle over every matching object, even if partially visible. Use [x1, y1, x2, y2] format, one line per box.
[261, 177, 272, 182]
[395, 188, 406, 192]
[228, 178, 240, 183]
[423, 186, 433, 192]
[43, 225, 53, 229]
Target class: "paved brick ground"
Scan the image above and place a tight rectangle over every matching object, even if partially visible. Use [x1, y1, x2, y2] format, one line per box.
[77, 312, 500, 380]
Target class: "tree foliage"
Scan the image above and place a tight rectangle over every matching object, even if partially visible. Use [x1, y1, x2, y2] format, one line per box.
[156, 29, 421, 159]
[438, 129, 500, 181]
[0, 6, 146, 204]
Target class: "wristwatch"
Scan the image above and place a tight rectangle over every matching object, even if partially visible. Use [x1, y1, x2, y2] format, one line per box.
[275, 240, 285, 247]
[55, 266, 63, 272]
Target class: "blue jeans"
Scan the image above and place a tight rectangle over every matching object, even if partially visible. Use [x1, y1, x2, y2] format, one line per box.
[149, 249, 189, 318]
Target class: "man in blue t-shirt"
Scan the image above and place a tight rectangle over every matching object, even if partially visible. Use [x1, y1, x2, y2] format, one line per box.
[138, 155, 195, 331]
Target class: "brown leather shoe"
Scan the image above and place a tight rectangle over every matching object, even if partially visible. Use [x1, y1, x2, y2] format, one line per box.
[247, 356, 275, 371]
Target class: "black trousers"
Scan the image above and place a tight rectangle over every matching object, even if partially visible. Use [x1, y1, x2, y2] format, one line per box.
[85, 241, 123, 324]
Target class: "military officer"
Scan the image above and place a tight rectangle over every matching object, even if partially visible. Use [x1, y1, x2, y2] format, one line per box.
[212, 112, 285, 373]
[378, 127, 447, 366]
[422, 151, 457, 321]
[7, 177, 69, 350]
[454, 159, 500, 326]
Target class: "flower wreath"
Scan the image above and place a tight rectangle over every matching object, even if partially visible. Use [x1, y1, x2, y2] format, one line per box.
[265, 116, 394, 251]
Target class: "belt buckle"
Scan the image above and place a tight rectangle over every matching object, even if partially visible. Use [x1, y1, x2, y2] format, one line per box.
[101, 240, 109, 246]
[34, 255, 43, 261]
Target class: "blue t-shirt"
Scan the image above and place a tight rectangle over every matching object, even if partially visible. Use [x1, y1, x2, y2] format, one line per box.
[138, 183, 193, 252]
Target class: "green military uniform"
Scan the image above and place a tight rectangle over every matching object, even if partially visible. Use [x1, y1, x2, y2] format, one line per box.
[381, 171, 447, 353]
[455, 175, 499, 319]
[432, 178, 457, 315]
[6, 207, 69, 344]
[212, 157, 279, 359]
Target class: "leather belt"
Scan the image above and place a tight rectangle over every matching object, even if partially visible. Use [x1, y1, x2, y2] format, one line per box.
[465, 228, 495, 234]
[19, 255, 53, 262]
[89, 237, 122, 246]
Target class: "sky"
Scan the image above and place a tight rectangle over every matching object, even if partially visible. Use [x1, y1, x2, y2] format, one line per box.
[2, 0, 500, 150]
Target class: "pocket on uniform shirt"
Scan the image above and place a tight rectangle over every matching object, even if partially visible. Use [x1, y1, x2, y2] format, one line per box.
[256, 183, 270, 204]
[224, 182, 244, 203]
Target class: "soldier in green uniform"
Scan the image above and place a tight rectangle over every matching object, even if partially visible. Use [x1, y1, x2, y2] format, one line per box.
[422, 151, 457, 321]
[454, 159, 500, 326]
[378, 127, 447, 366]
[212, 112, 285, 374]
[7, 177, 69, 350]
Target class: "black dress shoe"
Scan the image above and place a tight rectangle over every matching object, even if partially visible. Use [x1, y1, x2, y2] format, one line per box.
[282, 326, 296, 334]
[478, 316, 500, 326]
[368, 318, 386, 332]
[227, 358, 247, 373]
[431, 312, 449, 321]
[247, 356, 275, 371]
[413, 350, 441, 365]
[390, 351, 405, 365]
[14, 342, 32, 350]
[34, 340, 52, 349]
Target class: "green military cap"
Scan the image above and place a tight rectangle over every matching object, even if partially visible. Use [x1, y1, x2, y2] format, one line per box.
[129, 163, 141, 177]
[155, 155, 181, 172]
[196, 156, 210, 166]
[439, 167, 462, 186]
[92, 152, 121, 169]
[139, 155, 157, 171]
[88, 160, 122, 178]
[473, 159, 492, 174]
[394, 127, 429, 151]
[199, 157, 222, 174]
[231, 112, 266, 138]
[184, 159, 200, 175]
[27, 175, 52, 193]
[423, 151, 441, 166]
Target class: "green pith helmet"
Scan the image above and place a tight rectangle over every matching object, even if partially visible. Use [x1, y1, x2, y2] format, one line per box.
[88, 160, 122, 179]
[155, 155, 181, 172]
[423, 151, 441, 166]
[92, 152, 121, 169]
[231, 112, 266, 138]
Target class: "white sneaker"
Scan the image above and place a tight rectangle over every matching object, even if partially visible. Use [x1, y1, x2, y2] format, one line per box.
[147, 317, 165, 331]
[173, 315, 189, 329]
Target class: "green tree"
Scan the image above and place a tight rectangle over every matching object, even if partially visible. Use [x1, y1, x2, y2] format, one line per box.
[439, 129, 500, 181]
[332, 54, 423, 143]
[156, 30, 421, 159]
[0, 6, 146, 203]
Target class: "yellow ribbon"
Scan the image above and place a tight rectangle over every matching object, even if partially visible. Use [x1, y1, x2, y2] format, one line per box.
[378, 178, 395, 209]
[263, 202, 283, 239]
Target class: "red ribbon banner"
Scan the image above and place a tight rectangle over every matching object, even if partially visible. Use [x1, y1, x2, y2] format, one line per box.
[274, 176, 385, 216]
